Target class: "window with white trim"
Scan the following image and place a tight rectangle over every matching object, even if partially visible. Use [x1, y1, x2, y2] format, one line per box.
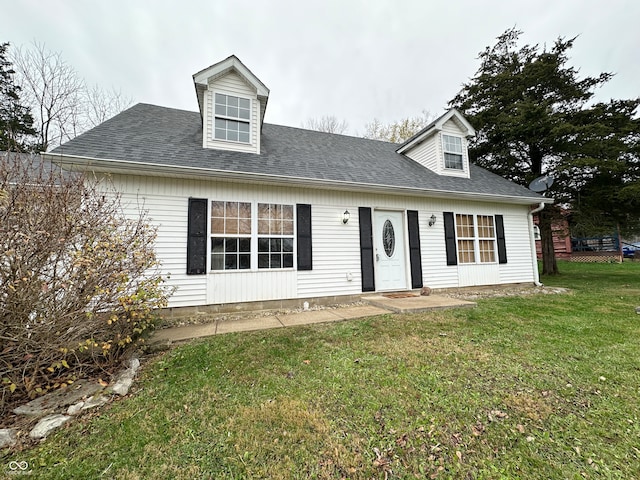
[442, 134, 464, 170]
[214, 93, 250, 143]
[258, 203, 294, 269]
[210, 201, 295, 271]
[455, 214, 496, 264]
[211, 201, 252, 270]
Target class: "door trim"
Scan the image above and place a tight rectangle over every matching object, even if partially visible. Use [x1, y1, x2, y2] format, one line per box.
[373, 209, 409, 292]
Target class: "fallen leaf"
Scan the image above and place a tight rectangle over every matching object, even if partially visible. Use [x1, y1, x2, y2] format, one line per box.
[488, 409, 508, 422]
[517, 424, 525, 434]
[98, 378, 108, 387]
[302, 360, 311, 365]
[472, 423, 485, 436]
[456, 450, 463, 462]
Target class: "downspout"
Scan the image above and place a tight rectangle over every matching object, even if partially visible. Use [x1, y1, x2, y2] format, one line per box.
[528, 202, 545, 286]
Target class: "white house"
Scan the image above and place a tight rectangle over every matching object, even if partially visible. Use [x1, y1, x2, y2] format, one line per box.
[45, 55, 551, 312]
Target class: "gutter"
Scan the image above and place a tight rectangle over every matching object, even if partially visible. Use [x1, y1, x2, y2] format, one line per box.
[528, 202, 545, 286]
[44, 152, 552, 207]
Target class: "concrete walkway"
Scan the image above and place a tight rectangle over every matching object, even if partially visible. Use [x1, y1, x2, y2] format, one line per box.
[151, 294, 475, 345]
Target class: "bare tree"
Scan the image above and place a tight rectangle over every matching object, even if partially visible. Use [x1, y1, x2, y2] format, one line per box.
[85, 83, 133, 128]
[10, 42, 133, 151]
[363, 110, 434, 143]
[303, 115, 349, 134]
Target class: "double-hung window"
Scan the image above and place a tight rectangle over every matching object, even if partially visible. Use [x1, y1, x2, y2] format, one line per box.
[456, 214, 476, 263]
[211, 201, 252, 270]
[476, 215, 497, 263]
[214, 93, 250, 143]
[442, 134, 464, 170]
[258, 203, 294, 269]
[455, 214, 496, 264]
[210, 201, 294, 271]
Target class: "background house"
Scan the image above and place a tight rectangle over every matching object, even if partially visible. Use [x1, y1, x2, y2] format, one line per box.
[45, 56, 551, 311]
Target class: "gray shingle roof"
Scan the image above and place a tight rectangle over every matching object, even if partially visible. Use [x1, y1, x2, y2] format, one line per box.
[49, 103, 544, 203]
[1, 151, 73, 183]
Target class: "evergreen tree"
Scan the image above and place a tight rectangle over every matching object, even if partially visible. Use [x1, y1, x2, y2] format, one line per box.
[0, 42, 36, 151]
[450, 28, 640, 274]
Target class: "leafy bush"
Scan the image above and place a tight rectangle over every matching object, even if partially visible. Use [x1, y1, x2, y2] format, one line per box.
[0, 153, 171, 416]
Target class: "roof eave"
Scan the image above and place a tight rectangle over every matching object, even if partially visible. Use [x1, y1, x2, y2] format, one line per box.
[192, 55, 269, 97]
[396, 108, 476, 154]
[44, 153, 553, 206]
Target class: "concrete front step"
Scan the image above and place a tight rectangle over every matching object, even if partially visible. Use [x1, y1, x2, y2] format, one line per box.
[362, 293, 476, 313]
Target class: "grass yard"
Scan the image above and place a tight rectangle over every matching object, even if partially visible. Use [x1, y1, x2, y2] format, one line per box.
[4, 261, 640, 479]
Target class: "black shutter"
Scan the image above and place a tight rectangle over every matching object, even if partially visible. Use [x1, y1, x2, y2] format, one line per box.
[495, 214, 508, 264]
[187, 198, 208, 275]
[407, 210, 423, 289]
[359, 207, 375, 292]
[443, 211, 458, 266]
[297, 204, 312, 270]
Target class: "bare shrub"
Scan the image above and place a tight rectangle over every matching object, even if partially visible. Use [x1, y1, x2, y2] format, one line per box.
[0, 153, 171, 416]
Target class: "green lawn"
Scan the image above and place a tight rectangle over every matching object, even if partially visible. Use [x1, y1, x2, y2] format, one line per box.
[5, 261, 640, 479]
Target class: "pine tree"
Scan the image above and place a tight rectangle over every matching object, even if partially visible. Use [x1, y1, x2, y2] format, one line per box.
[450, 28, 640, 274]
[0, 42, 36, 151]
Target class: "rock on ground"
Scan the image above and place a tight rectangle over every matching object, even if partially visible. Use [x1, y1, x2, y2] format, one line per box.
[0, 428, 18, 448]
[29, 414, 72, 439]
[13, 381, 105, 417]
[109, 358, 141, 396]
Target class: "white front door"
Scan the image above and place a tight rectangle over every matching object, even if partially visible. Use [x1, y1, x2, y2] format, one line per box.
[374, 210, 407, 291]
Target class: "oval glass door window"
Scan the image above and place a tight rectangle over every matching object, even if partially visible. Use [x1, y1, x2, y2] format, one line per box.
[382, 219, 395, 257]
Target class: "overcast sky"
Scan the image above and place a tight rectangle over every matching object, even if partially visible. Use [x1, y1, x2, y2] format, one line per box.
[4, 0, 639, 135]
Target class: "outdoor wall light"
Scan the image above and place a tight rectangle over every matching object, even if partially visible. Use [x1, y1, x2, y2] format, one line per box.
[429, 214, 437, 227]
[342, 210, 350, 224]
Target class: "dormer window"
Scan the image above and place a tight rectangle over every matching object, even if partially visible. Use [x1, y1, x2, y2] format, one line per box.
[442, 134, 464, 170]
[214, 93, 251, 143]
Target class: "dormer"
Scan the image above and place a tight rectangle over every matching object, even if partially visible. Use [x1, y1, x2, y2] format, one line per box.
[193, 56, 269, 154]
[396, 109, 475, 179]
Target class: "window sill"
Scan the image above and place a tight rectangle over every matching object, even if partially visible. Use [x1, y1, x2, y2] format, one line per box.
[209, 268, 296, 274]
[212, 137, 251, 145]
[458, 262, 498, 266]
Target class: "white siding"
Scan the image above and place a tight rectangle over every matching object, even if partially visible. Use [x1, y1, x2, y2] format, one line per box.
[108, 174, 537, 307]
[403, 136, 438, 172]
[418, 201, 534, 289]
[403, 119, 471, 179]
[498, 211, 537, 284]
[207, 270, 297, 304]
[203, 72, 260, 154]
[298, 205, 363, 298]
